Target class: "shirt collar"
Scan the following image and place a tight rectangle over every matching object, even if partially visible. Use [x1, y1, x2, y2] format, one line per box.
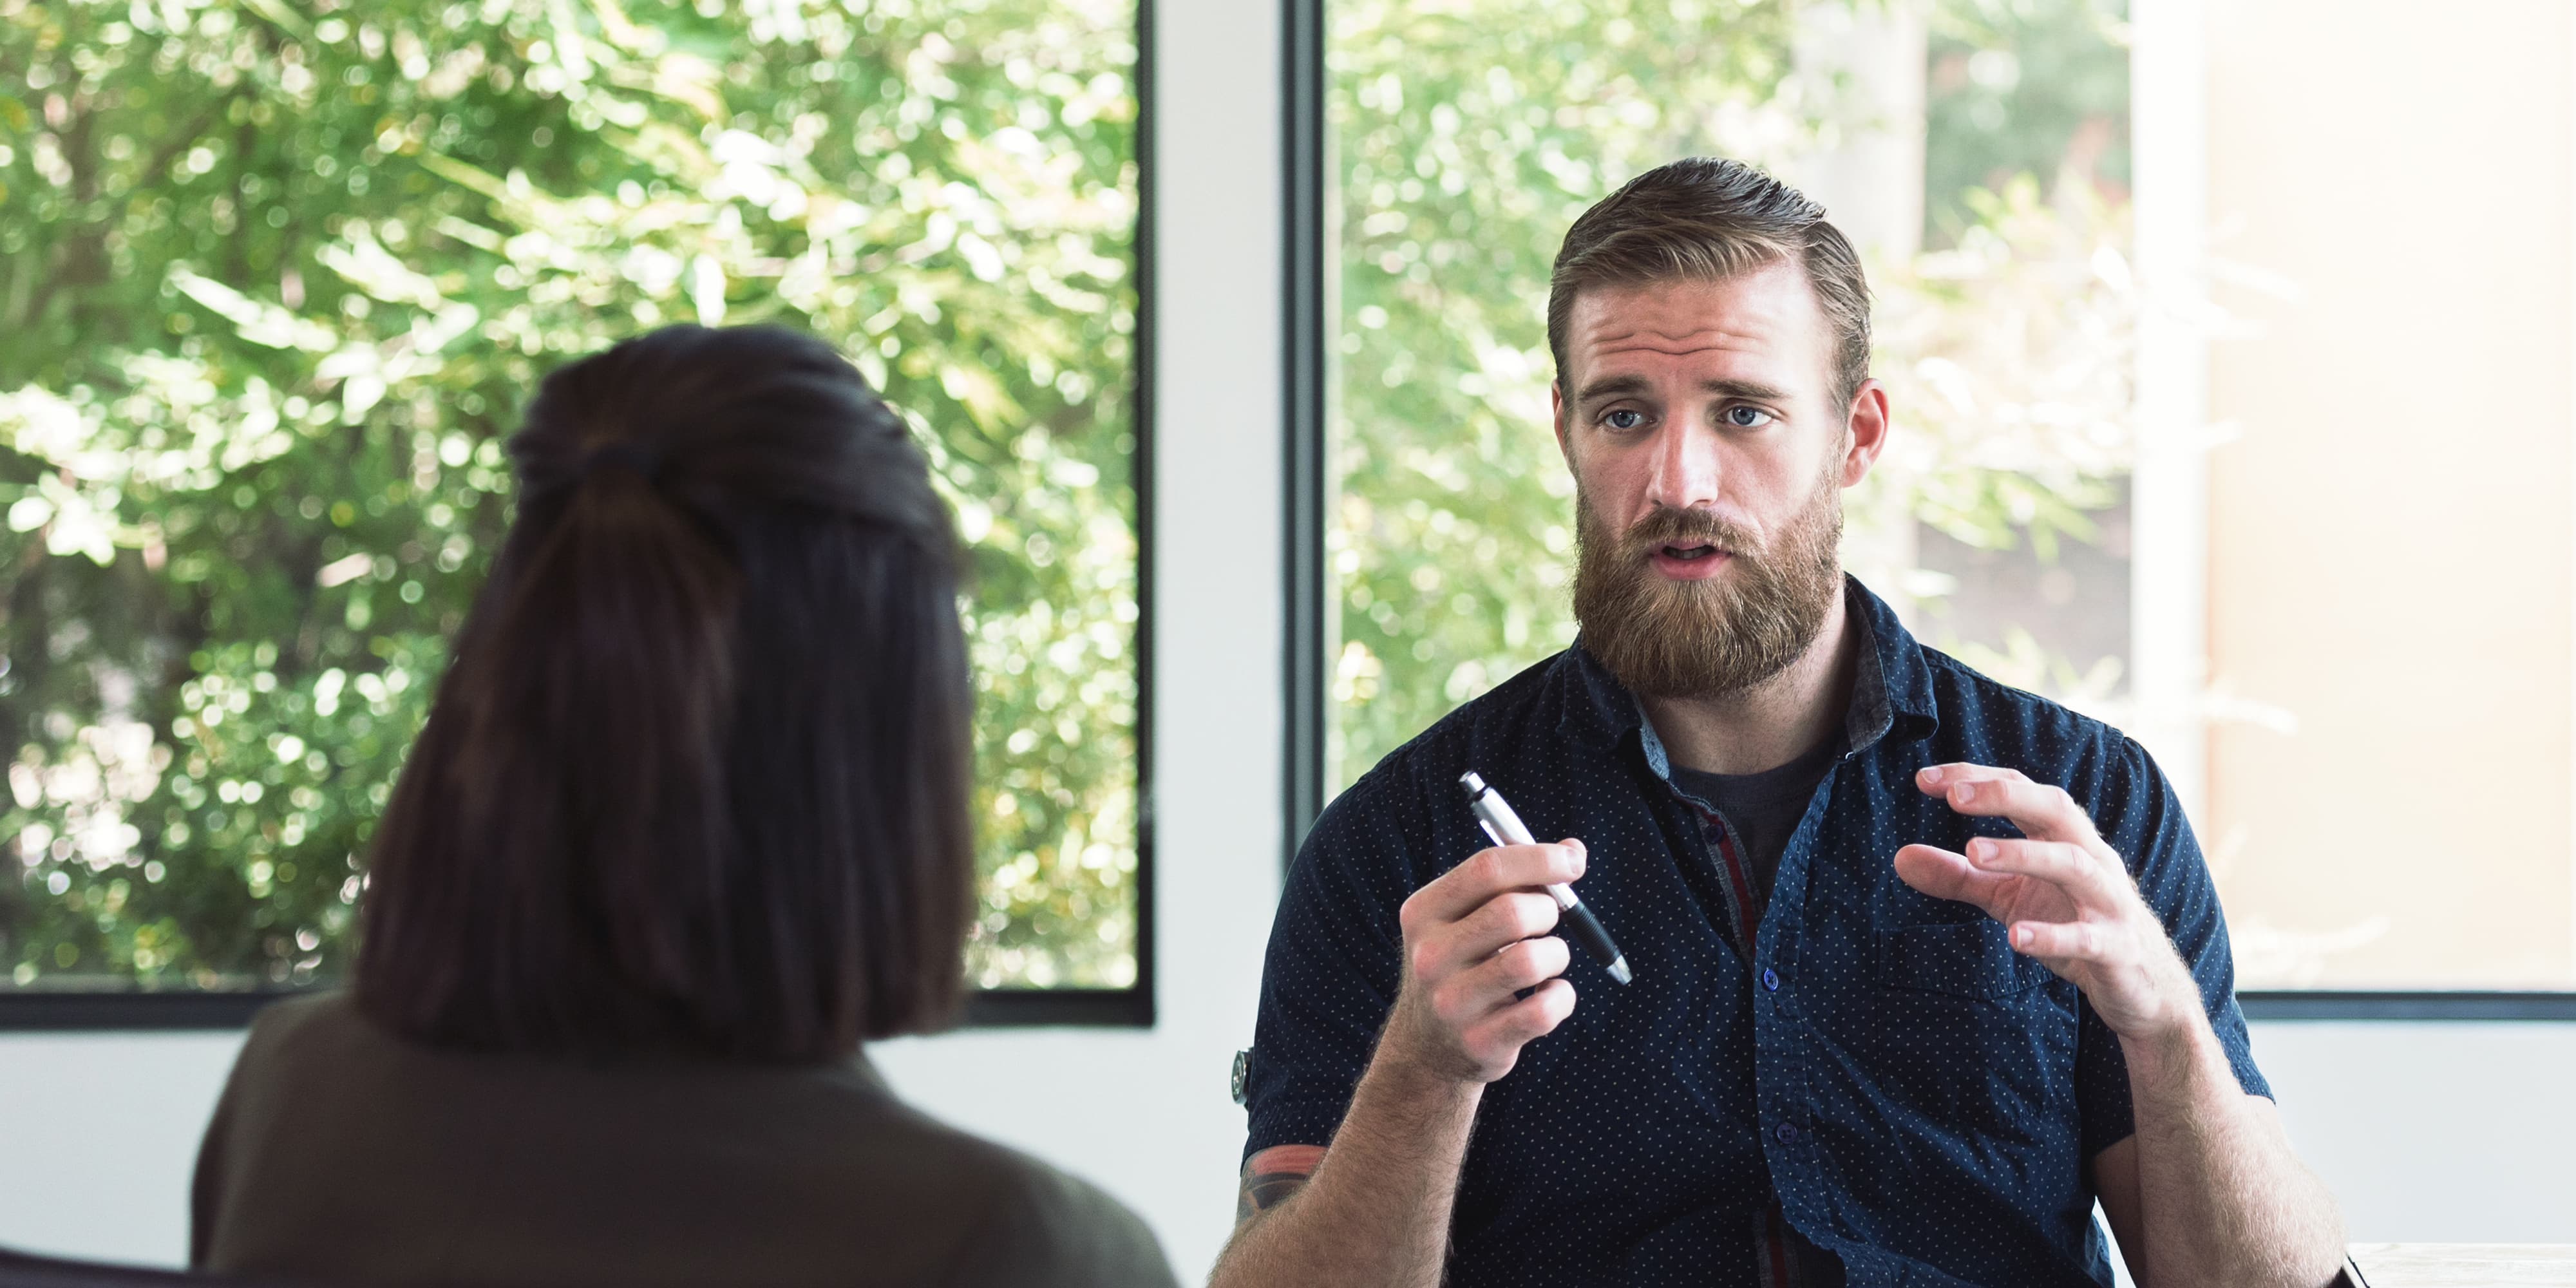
[1558, 575, 1940, 765]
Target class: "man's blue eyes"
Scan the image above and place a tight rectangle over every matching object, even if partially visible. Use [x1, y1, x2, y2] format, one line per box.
[1600, 407, 1773, 430]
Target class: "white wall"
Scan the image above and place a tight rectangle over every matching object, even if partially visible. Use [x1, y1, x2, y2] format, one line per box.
[0, 1030, 245, 1265]
[8, 1022, 2575, 1276]
[2257, 1023, 2576, 1244]
[5, 1, 2575, 1280]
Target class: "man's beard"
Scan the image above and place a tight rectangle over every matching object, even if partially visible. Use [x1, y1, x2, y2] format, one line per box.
[1570, 469, 1845, 702]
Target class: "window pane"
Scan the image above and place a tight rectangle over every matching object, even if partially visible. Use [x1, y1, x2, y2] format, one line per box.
[0, 0, 1141, 994]
[2192, 2, 2572, 990]
[1323, 0, 2573, 992]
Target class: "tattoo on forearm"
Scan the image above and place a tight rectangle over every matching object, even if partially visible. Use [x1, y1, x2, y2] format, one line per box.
[1235, 1144, 1328, 1224]
[1237, 1171, 1310, 1222]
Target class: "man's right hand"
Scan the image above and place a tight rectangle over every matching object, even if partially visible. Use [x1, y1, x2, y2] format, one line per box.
[1212, 840, 1586, 1287]
[1379, 838, 1586, 1083]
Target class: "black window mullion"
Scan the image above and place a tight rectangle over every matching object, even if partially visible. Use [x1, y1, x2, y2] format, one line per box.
[1282, 0, 1331, 869]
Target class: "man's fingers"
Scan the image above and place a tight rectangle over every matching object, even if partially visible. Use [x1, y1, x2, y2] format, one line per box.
[1430, 935, 1573, 1025]
[1401, 842, 1586, 929]
[1477, 934, 1573, 996]
[1927, 772, 2105, 847]
[2007, 918, 2106, 961]
[1964, 837, 2125, 907]
[1915, 762, 2029, 793]
[1387, 838, 1591, 1083]
[1891, 843, 2014, 916]
[1412, 891, 1561, 981]
[1463, 977, 1576, 1055]
[1432, 930, 1567, 1007]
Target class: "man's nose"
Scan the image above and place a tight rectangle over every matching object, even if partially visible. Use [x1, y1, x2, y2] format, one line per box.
[1643, 417, 1723, 512]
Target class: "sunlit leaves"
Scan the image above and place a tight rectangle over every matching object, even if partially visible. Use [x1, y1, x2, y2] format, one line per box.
[1, 0, 1141, 991]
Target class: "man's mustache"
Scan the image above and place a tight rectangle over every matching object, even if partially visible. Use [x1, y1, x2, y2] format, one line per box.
[1614, 507, 1761, 556]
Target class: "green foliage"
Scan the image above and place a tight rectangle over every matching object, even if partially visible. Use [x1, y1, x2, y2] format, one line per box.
[1869, 175, 2134, 565]
[0, 0, 1141, 991]
[1924, 0, 2129, 243]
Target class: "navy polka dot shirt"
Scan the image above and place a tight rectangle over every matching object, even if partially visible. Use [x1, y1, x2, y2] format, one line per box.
[1242, 578, 2271, 1287]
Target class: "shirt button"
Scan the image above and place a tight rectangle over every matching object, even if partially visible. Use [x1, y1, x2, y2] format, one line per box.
[1761, 968, 1780, 992]
[1775, 1123, 1798, 1144]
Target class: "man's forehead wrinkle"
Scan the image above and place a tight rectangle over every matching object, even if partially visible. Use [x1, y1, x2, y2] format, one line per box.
[1576, 330, 1780, 396]
[1564, 269, 1823, 396]
[1593, 337, 1765, 359]
[1574, 276, 1807, 346]
[1587, 319, 1759, 344]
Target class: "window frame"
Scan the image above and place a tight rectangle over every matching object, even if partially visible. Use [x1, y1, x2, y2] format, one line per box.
[1278, 0, 2575, 1023]
[1282, 0, 1333, 871]
[0, 0, 1160, 1035]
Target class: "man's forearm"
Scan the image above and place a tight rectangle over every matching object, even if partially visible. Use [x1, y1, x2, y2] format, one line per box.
[2125, 1019, 2344, 1288]
[1211, 1053, 1483, 1288]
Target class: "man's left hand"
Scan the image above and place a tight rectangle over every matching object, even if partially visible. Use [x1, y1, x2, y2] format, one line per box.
[1891, 762, 2199, 1042]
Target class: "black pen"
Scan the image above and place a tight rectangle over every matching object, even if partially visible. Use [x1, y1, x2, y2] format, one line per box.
[1459, 771, 1634, 985]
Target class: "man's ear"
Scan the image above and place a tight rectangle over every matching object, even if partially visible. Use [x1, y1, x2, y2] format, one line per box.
[1551, 379, 1573, 466]
[1839, 378, 1891, 488]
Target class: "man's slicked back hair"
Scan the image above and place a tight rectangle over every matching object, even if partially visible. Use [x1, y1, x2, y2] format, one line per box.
[1547, 157, 1871, 408]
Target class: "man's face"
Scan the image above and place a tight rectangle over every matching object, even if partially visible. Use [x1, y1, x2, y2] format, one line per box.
[1552, 261, 1884, 701]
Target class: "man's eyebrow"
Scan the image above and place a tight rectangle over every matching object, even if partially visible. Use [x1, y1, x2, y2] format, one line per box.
[1572, 375, 1651, 405]
[1571, 375, 1793, 405]
[1699, 377, 1792, 404]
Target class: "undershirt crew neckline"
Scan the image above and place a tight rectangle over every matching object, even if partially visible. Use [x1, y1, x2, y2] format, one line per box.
[1666, 723, 1846, 918]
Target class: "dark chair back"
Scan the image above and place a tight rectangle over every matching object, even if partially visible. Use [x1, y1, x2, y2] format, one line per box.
[0, 1247, 245, 1287]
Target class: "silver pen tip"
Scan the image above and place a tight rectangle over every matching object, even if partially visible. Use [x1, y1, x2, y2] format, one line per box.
[1607, 958, 1634, 985]
[1458, 771, 1488, 795]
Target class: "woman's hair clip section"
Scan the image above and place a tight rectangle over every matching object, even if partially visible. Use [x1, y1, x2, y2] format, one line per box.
[578, 440, 663, 484]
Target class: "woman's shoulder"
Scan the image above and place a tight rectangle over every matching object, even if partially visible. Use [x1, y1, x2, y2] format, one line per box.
[738, 1082, 1177, 1287]
[216, 990, 379, 1105]
[204, 994, 1178, 1286]
[923, 1138, 1179, 1288]
[240, 989, 363, 1050]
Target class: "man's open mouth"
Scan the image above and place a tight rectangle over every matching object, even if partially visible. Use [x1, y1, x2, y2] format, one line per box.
[1658, 544, 1722, 562]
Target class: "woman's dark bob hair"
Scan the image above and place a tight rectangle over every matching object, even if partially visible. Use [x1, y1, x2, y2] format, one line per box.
[354, 325, 972, 1061]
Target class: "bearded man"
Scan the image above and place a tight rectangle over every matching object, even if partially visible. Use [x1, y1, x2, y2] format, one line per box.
[1211, 158, 2347, 1288]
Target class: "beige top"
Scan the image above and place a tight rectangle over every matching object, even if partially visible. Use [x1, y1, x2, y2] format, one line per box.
[191, 993, 1177, 1288]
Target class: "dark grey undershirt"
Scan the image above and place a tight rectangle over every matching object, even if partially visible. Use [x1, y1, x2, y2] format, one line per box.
[1668, 732, 1851, 1288]
[1669, 732, 1843, 920]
